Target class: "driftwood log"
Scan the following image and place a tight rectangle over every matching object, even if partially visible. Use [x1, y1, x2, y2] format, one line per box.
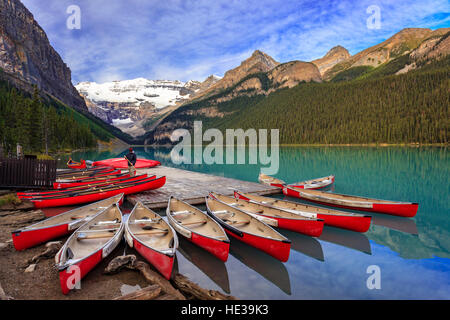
[104, 254, 237, 300]
[28, 241, 62, 264]
[114, 284, 161, 300]
[0, 281, 13, 300]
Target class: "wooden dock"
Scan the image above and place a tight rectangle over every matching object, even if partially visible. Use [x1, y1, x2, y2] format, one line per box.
[127, 166, 281, 209]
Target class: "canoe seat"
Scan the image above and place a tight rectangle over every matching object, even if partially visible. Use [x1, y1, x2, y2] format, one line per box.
[172, 210, 190, 215]
[131, 218, 161, 224]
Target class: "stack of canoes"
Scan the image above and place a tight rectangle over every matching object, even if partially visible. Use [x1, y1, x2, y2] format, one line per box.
[259, 174, 419, 218]
[17, 174, 165, 208]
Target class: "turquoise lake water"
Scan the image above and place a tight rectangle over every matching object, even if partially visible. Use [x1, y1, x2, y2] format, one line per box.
[69, 146, 450, 299]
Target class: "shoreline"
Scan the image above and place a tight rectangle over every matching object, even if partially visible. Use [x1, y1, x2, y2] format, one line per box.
[125, 143, 448, 147]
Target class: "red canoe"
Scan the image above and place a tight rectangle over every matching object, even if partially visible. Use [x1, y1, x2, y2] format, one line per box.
[283, 186, 419, 218]
[92, 158, 161, 169]
[167, 197, 230, 262]
[18, 175, 150, 197]
[24, 176, 166, 208]
[258, 173, 335, 189]
[206, 195, 291, 262]
[57, 170, 123, 182]
[234, 191, 372, 233]
[54, 173, 135, 189]
[56, 202, 124, 294]
[211, 192, 324, 237]
[67, 159, 86, 169]
[125, 201, 178, 280]
[11, 194, 124, 251]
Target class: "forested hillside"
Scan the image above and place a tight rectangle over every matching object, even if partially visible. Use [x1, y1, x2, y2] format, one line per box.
[0, 79, 115, 155]
[152, 56, 449, 145]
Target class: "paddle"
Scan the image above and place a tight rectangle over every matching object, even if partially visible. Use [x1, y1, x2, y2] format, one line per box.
[124, 155, 137, 173]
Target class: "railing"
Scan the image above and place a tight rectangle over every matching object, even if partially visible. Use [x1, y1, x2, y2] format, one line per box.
[0, 158, 57, 189]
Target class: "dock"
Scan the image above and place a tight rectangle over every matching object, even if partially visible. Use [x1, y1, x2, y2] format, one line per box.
[127, 166, 281, 209]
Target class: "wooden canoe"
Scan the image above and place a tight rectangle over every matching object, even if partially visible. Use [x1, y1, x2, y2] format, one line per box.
[234, 191, 372, 232]
[206, 195, 291, 262]
[55, 203, 125, 294]
[21, 176, 166, 208]
[283, 186, 419, 218]
[11, 194, 124, 251]
[167, 197, 230, 262]
[211, 192, 324, 237]
[258, 173, 335, 189]
[125, 201, 178, 280]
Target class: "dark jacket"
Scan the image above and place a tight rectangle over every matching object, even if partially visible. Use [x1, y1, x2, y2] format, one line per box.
[125, 151, 137, 166]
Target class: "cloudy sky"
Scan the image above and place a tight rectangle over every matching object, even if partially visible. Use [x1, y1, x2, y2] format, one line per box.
[21, 0, 450, 84]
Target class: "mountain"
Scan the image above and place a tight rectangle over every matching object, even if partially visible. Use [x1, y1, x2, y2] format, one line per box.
[0, 0, 87, 111]
[147, 28, 449, 145]
[76, 76, 221, 137]
[312, 45, 351, 76]
[324, 28, 450, 80]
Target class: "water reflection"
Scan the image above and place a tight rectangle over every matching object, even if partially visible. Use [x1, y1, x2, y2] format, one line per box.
[229, 238, 291, 295]
[278, 229, 325, 261]
[319, 226, 372, 255]
[370, 213, 418, 235]
[177, 237, 230, 293]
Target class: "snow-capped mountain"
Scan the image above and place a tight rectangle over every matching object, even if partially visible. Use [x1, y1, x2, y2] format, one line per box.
[75, 76, 221, 137]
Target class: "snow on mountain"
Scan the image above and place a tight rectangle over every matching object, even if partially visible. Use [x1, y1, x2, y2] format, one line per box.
[76, 78, 188, 109]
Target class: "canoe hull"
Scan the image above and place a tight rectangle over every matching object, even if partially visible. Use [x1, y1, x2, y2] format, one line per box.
[133, 238, 174, 280]
[12, 224, 69, 251]
[189, 232, 230, 262]
[30, 176, 166, 208]
[270, 215, 323, 237]
[283, 187, 418, 217]
[92, 158, 161, 169]
[67, 160, 86, 169]
[59, 249, 103, 295]
[225, 229, 290, 262]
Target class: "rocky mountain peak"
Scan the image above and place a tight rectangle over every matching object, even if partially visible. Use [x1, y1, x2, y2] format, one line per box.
[312, 45, 350, 76]
[0, 0, 87, 111]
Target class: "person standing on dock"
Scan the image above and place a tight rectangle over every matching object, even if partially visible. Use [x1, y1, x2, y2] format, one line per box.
[125, 147, 137, 177]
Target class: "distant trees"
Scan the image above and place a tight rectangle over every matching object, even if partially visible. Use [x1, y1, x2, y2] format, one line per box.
[161, 56, 449, 145]
[0, 81, 96, 155]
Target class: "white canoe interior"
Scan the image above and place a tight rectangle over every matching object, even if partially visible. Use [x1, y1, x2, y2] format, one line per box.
[20, 194, 123, 231]
[258, 173, 285, 186]
[212, 192, 317, 221]
[167, 197, 228, 241]
[292, 175, 334, 187]
[127, 202, 177, 255]
[206, 196, 288, 242]
[237, 191, 365, 217]
[291, 187, 403, 206]
[58, 204, 123, 265]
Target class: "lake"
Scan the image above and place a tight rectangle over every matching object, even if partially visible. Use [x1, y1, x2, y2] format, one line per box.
[68, 146, 450, 299]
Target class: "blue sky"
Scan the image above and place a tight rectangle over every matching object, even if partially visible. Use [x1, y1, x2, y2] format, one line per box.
[21, 0, 450, 84]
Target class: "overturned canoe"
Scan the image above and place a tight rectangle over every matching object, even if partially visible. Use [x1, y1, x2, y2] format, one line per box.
[234, 191, 372, 233]
[258, 173, 335, 189]
[11, 194, 124, 251]
[67, 159, 86, 169]
[55, 202, 125, 295]
[125, 201, 178, 280]
[206, 195, 291, 262]
[23, 176, 166, 208]
[211, 192, 324, 237]
[92, 158, 161, 169]
[167, 197, 230, 262]
[283, 187, 419, 218]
